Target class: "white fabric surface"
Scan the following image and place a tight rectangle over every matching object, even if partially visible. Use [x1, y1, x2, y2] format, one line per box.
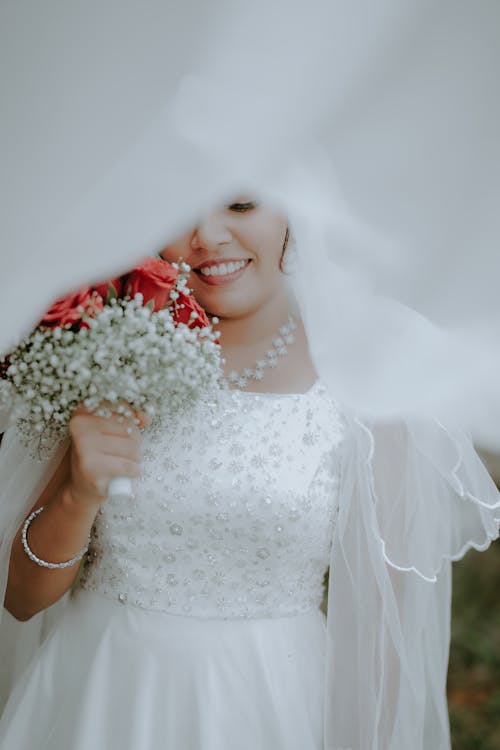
[76, 381, 343, 619]
[0, 381, 340, 749]
[1, 1, 499, 444]
[0, 376, 499, 749]
[0, 589, 327, 750]
[324, 414, 499, 749]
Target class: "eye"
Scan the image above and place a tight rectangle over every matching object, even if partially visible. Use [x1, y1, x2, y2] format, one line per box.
[226, 201, 257, 213]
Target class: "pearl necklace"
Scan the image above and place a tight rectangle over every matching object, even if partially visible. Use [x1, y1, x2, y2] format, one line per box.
[225, 315, 297, 389]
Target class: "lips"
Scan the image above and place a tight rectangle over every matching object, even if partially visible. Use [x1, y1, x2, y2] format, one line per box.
[193, 258, 252, 286]
[193, 258, 251, 271]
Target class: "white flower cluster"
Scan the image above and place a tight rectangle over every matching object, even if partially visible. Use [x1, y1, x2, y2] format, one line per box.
[0, 293, 223, 461]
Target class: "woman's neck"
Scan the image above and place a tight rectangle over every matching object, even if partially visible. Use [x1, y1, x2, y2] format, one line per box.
[212, 289, 293, 354]
[210, 289, 316, 392]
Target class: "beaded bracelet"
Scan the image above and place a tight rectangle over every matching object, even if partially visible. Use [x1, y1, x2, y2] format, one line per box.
[21, 506, 90, 570]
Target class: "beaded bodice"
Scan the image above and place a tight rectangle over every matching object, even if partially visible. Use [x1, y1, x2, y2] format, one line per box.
[77, 380, 345, 619]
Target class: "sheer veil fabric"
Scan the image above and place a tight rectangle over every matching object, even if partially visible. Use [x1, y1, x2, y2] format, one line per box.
[1, 1, 499, 446]
[1, 2, 500, 749]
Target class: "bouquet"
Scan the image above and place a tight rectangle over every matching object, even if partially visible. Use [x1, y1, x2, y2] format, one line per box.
[0, 258, 223, 486]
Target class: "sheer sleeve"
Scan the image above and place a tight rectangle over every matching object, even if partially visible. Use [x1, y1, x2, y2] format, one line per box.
[323, 414, 500, 750]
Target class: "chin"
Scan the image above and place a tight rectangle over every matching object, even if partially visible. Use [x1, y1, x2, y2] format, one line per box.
[208, 303, 257, 321]
[190, 290, 255, 320]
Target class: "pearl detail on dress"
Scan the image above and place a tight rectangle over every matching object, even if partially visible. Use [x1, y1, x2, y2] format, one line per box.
[77, 383, 345, 619]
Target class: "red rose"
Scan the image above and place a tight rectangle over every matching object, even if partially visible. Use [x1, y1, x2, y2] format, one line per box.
[0, 355, 10, 379]
[91, 276, 124, 304]
[123, 257, 178, 311]
[40, 288, 103, 329]
[172, 292, 210, 329]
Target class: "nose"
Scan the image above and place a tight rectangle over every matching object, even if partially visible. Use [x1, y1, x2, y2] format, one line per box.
[191, 211, 232, 251]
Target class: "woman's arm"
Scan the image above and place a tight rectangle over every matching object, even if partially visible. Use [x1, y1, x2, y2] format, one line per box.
[4, 450, 101, 621]
[4, 407, 145, 622]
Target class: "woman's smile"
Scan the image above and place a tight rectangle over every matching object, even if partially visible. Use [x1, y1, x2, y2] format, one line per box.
[159, 198, 288, 318]
[192, 258, 252, 286]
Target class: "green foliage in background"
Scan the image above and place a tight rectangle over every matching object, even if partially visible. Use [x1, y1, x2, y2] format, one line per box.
[448, 540, 500, 750]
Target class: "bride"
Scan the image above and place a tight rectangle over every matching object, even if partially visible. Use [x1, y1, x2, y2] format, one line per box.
[0, 197, 499, 750]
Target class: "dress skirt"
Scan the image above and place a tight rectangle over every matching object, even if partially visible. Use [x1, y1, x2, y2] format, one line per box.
[0, 588, 327, 750]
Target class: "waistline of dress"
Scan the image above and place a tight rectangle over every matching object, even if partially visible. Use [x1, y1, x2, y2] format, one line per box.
[75, 579, 326, 622]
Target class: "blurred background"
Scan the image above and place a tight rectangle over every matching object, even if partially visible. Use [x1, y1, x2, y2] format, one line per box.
[448, 453, 500, 750]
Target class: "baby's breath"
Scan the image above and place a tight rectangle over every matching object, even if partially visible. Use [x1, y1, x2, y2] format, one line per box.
[0, 293, 223, 461]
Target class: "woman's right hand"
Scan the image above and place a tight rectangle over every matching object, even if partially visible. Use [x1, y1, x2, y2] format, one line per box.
[67, 405, 151, 509]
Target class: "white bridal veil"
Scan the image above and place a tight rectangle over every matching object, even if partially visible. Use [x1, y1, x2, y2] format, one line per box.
[1, 2, 500, 749]
[1, 0, 500, 443]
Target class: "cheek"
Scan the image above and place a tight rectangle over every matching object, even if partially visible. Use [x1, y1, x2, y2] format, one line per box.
[252, 237, 285, 276]
[186, 264, 272, 317]
[158, 236, 191, 264]
[236, 214, 286, 270]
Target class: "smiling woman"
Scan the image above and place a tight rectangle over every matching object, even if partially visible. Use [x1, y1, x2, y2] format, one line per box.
[0, 199, 498, 750]
[160, 199, 287, 312]
[159, 199, 314, 394]
[1, 0, 500, 746]
[0, 198, 334, 750]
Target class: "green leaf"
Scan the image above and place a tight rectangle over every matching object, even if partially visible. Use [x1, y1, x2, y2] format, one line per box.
[106, 282, 117, 303]
[145, 299, 155, 311]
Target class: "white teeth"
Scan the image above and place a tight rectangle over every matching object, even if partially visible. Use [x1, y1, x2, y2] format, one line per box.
[200, 260, 247, 277]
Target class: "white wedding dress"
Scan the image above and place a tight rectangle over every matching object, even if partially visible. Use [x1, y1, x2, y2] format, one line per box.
[0, 379, 344, 750]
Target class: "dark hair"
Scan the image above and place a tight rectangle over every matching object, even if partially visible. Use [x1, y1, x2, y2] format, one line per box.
[279, 227, 290, 273]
